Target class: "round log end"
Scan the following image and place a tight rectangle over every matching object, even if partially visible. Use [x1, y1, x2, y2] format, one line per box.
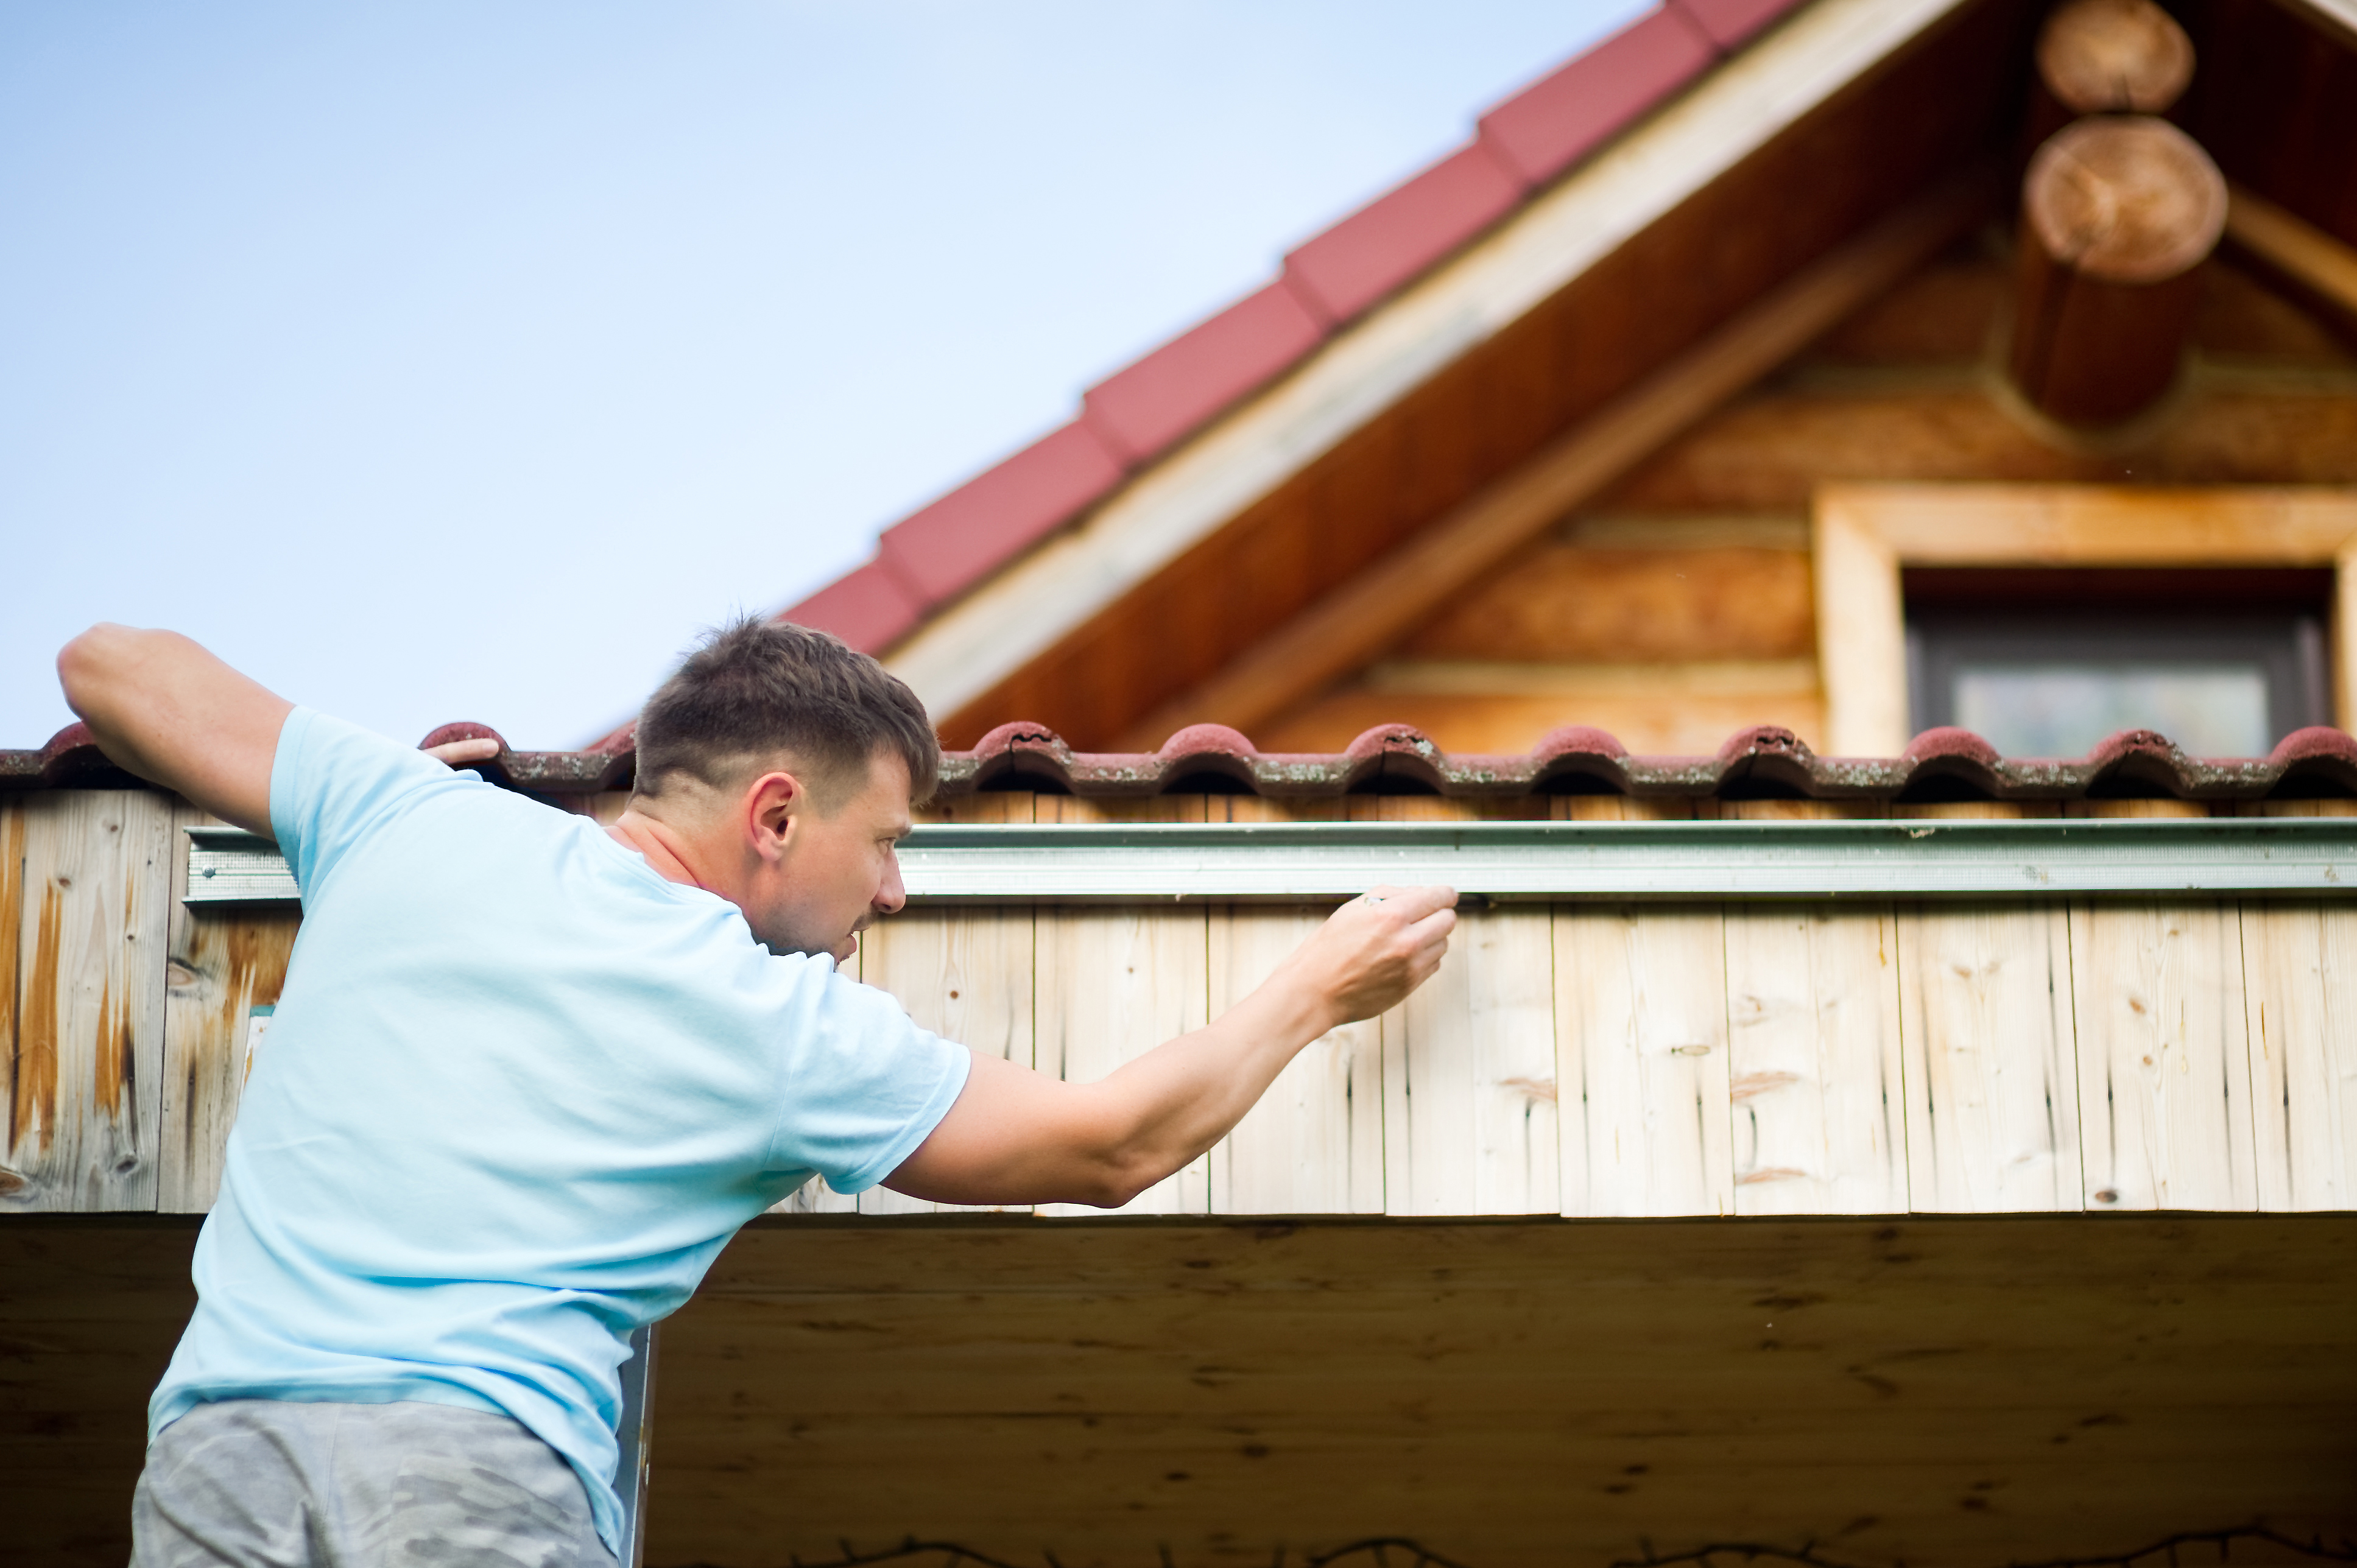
[2037, 0, 2195, 114]
[2023, 115, 2227, 286]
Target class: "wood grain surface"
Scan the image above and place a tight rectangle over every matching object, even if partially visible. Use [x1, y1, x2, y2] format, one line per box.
[1, 792, 173, 1213]
[1554, 905, 1733, 1218]
[1897, 903, 2084, 1214]
[158, 801, 298, 1214]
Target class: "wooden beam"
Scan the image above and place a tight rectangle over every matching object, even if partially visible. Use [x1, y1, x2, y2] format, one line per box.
[2009, 117, 2225, 426]
[1116, 172, 1995, 751]
[2225, 179, 2357, 328]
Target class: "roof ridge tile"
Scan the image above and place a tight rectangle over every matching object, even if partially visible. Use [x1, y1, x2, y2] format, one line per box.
[1080, 279, 1330, 466]
[1475, 5, 1718, 188]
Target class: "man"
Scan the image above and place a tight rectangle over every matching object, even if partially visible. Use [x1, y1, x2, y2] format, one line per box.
[58, 617, 1456, 1568]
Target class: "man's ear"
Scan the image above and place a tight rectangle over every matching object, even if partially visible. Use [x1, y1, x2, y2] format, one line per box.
[741, 770, 809, 864]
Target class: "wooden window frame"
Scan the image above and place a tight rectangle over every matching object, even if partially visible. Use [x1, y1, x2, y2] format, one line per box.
[1813, 484, 2357, 756]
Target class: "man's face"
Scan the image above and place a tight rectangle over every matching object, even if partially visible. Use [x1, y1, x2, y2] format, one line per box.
[742, 747, 912, 963]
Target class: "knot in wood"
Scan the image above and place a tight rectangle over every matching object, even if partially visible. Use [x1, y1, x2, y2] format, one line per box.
[2024, 116, 2226, 286]
[2037, 0, 2196, 115]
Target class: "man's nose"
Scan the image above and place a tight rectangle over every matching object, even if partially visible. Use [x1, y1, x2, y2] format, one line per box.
[875, 848, 907, 916]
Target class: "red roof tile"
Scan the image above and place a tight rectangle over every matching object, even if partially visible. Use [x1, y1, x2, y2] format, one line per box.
[874, 420, 1126, 608]
[1671, 0, 1811, 51]
[1080, 281, 1330, 465]
[779, 560, 926, 654]
[1475, 7, 1717, 188]
[1282, 142, 1526, 324]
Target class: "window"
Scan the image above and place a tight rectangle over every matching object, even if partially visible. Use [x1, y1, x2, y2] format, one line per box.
[1812, 485, 2357, 758]
[1904, 569, 2331, 758]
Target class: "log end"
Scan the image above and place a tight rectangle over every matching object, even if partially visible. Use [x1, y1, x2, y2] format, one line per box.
[2023, 116, 2227, 286]
[2011, 116, 2228, 426]
[2036, 0, 2196, 116]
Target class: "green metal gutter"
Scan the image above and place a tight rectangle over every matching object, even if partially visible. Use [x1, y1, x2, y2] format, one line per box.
[185, 818, 2357, 907]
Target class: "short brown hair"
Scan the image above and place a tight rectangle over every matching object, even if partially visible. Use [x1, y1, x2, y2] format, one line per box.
[633, 617, 939, 807]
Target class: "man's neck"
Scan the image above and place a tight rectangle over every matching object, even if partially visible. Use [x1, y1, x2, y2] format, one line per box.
[607, 809, 711, 890]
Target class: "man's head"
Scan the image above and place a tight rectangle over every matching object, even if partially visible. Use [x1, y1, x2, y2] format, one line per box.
[629, 617, 938, 960]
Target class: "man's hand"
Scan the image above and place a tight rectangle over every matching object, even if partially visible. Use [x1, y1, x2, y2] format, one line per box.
[1269, 884, 1457, 1032]
[883, 885, 1456, 1209]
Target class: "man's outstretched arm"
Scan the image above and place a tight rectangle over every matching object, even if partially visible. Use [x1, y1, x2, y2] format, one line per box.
[57, 624, 295, 835]
[882, 885, 1457, 1209]
[57, 625, 499, 835]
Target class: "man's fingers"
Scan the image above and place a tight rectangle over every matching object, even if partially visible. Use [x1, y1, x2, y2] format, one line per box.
[1356, 884, 1457, 919]
[423, 737, 501, 766]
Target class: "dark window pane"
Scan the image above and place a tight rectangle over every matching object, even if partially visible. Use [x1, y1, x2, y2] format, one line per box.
[1906, 585, 2328, 759]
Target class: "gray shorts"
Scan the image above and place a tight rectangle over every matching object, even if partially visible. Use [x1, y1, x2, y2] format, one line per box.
[131, 1399, 617, 1568]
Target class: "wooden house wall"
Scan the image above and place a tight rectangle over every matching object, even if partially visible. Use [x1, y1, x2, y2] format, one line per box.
[13, 789, 2356, 1221]
[1259, 248, 2357, 757]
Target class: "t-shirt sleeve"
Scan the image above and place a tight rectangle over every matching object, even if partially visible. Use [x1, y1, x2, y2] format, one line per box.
[767, 962, 971, 1194]
[269, 707, 463, 901]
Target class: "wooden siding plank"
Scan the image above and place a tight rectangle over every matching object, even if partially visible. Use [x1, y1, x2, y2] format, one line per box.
[1552, 905, 1733, 1217]
[2, 792, 173, 1212]
[1208, 907, 1383, 1215]
[2070, 901, 2258, 1212]
[2241, 901, 2357, 1211]
[159, 803, 299, 1214]
[1032, 795, 1213, 1216]
[853, 908, 1035, 1215]
[916, 792, 1036, 825]
[1035, 907, 1211, 1217]
[1553, 796, 1696, 822]
[1895, 904, 2083, 1214]
[1382, 907, 1558, 1216]
[1725, 906, 1908, 1215]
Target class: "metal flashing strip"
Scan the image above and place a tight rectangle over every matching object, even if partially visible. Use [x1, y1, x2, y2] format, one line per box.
[186, 818, 2357, 907]
[186, 826, 303, 904]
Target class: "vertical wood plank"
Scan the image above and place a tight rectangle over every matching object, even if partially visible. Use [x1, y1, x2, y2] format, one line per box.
[1890, 802, 2060, 820]
[2070, 901, 2258, 1211]
[1553, 796, 1696, 821]
[1552, 906, 1733, 1217]
[1896, 903, 2082, 1213]
[1724, 905, 1907, 1215]
[1, 792, 173, 1212]
[915, 792, 1035, 824]
[1034, 794, 1208, 1216]
[1035, 909, 1210, 1216]
[0, 801, 19, 1204]
[1382, 908, 1557, 1215]
[1207, 906, 1383, 1215]
[854, 907, 1035, 1215]
[159, 801, 301, 1214]
[1209, 796, 1348, 824]
[1037, 796, 1207, 825]
[2239, 901, 2357, 1211]
[2064, 800, 2211, 819]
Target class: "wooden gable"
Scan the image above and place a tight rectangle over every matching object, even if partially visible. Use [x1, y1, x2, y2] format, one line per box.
[767, 0, 2357, 764]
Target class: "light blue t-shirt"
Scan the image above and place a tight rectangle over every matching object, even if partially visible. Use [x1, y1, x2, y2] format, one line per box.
[150, 709, 969, 1555]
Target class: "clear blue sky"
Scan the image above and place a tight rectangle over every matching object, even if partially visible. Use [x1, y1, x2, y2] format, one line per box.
[3, 1, 1647, 750]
